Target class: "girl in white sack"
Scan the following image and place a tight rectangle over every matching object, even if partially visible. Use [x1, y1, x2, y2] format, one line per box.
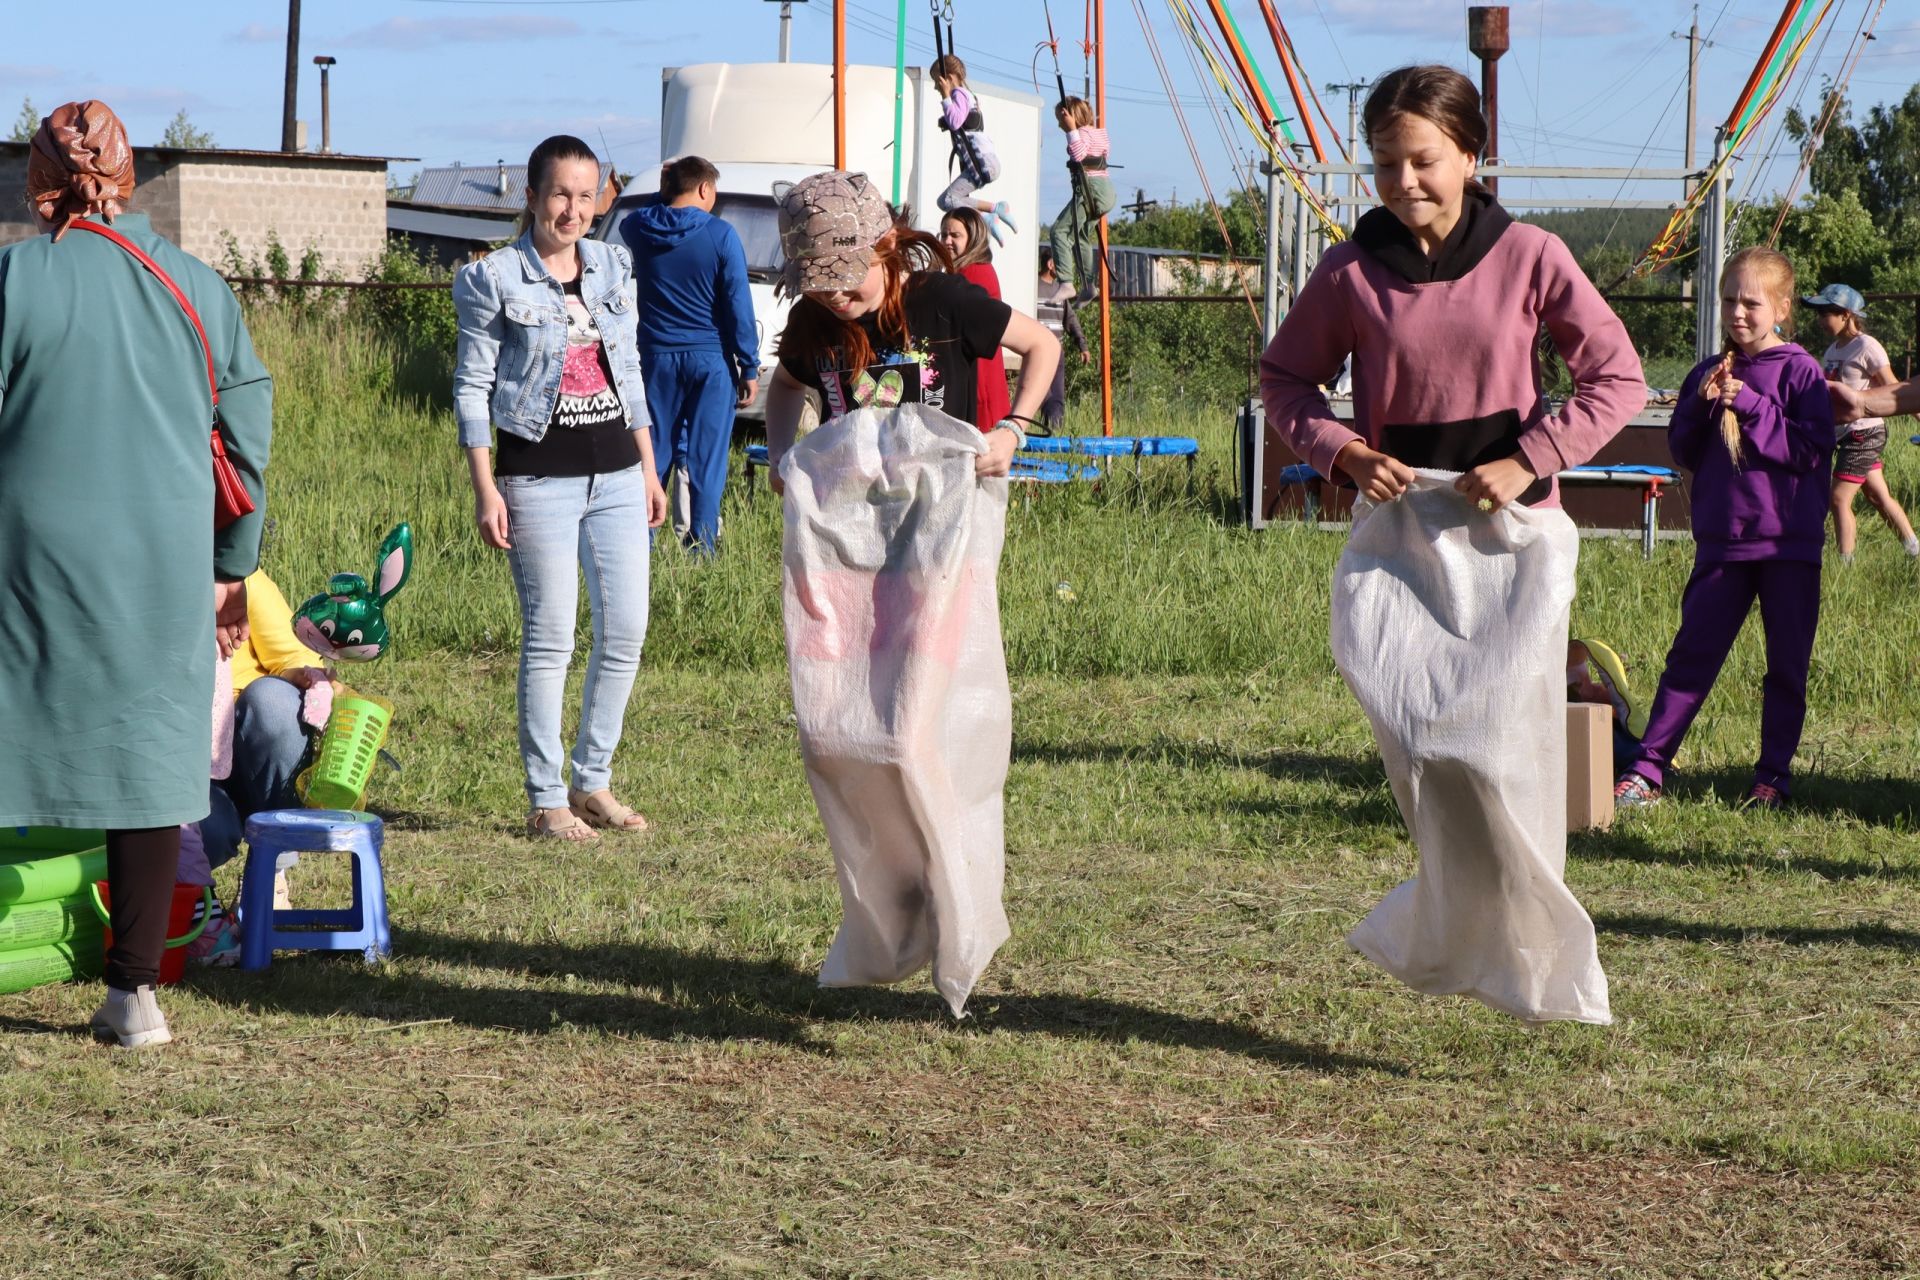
[762, 170, 1058, 1016]
[1258, 66, 1646, 1024]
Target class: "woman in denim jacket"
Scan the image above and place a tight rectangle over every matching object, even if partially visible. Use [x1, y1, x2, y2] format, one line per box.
[454, 134, 668, 842]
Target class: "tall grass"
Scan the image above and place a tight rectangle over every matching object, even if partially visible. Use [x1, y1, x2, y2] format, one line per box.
[250, 306, 1920, 766]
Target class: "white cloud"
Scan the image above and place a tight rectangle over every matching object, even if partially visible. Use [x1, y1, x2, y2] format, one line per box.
[0, 63, 61, 83]
[338, 16, 581, 52]
[228, 23, 285, 45]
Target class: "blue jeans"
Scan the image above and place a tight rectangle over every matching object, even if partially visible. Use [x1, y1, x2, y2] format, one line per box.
[643, 349, 737, 552]
[202, 675, 314, 868]
[501, 463, 652, 810]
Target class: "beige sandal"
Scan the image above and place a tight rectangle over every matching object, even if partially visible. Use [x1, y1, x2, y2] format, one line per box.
[567, 788, 649, 833]
[528, 806, 600, 843]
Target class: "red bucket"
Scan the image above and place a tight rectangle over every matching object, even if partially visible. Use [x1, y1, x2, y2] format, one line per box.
[92, 881, 212, 986]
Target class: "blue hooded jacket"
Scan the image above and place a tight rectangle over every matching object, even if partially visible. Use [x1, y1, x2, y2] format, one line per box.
[621, 203, 759, 378]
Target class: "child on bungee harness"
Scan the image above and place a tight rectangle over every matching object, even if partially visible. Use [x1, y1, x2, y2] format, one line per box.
[1046, 95, 1116, 299]
[930, 56, 1016, 246]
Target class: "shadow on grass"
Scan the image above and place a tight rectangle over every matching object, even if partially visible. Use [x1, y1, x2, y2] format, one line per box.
[183, 929, 1401, 1075]
[1653, 766, 1920, 829]
[1595, 911, 1920, 951]
[1015, 739, 1403, 831]
[1574, 815, 1920, 884]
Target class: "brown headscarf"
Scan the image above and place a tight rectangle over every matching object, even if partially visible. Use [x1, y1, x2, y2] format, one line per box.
[27, 100, 136, 242]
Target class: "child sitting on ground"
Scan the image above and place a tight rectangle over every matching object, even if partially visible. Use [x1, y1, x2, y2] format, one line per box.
[931, 56, 1015, 245]
[1568, 638, 1647, 773]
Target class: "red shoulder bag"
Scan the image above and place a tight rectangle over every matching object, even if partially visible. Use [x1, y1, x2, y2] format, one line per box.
[68, 219, 256, 530]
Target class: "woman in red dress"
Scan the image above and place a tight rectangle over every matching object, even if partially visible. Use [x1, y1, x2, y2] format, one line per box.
[938, 207, 1012, 432]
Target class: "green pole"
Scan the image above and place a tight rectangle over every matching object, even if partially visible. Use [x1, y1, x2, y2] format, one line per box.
[892, 0, 908, 204]
[1215, 2, 1297, 147]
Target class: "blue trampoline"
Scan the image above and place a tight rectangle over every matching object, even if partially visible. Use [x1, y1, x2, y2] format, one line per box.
[1019, 434, 1199, 488]
[1010, 457, 1102, 483]
[1555, 464, 1681, 560]
[741, 442, 1098, 490]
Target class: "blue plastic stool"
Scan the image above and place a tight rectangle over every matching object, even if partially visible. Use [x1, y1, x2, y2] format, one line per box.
[239, 810, 391, 970]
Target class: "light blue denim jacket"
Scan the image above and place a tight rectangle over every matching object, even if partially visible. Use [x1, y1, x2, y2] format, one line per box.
[452, 232, 649, 448]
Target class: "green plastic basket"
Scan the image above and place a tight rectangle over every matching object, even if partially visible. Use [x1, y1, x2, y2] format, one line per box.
[298, 689, 393, 811]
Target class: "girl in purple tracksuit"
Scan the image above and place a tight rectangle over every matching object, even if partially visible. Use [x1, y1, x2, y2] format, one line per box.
[1615, 247, 1836, 811]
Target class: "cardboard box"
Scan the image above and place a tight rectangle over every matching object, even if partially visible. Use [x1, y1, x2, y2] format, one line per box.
[1567, 702, 1615, 831]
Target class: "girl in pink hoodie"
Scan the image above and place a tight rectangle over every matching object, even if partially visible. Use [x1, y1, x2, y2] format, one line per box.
[1259, 66, 1646, 1025]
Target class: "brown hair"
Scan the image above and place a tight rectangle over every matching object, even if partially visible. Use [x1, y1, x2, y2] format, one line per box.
[940, 207, 992, 268]
[1363, 65, 1488, 187]
[1716, 247, 1798, 466]
[930, 55, 966, 83]
[516, 134, 598, 236]
[660, 154, 719, 200]
[1057, 96, 1095, 129]
[776, 220, 953, 376]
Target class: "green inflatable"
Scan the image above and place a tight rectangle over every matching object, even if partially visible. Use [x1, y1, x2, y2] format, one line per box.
[0, 831, 110, 995]
[0, 847, 109, 907]
[0, 940, 104, 996]
[0, 896, 103, 950]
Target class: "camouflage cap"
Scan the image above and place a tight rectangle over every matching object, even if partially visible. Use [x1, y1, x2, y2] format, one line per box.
[776, 170, 895, 296]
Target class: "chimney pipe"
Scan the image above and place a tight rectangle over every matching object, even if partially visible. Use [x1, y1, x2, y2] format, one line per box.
[1467, 6, 1509, 197]
[312, 55, 336, 153]
[498, 161, 509, 198]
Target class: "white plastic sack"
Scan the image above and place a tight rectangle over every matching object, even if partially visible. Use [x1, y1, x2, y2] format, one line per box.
[1330, 472, 1611, 1025]
[779, 404, 1012, 1016]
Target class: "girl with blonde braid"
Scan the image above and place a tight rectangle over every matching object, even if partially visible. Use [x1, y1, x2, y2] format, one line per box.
[1615, 247, 1836, 811]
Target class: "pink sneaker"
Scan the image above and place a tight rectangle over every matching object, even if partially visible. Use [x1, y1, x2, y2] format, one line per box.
[1613, 774, 1660, 808]
[187, 911, 242, 967]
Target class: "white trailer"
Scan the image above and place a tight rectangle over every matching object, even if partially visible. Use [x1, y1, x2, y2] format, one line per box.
[598, 60, 1045, 417]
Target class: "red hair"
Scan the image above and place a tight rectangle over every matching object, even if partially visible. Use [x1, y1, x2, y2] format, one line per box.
[777, 223, 951, 376]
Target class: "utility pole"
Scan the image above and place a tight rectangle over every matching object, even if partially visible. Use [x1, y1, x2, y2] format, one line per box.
[770, 0, 807, 62]
[1121, 189, 1159, 220]
[1672, 5, 1711, 297]
[1326, 78, 1372, 228]
[281, 0, 302, 152]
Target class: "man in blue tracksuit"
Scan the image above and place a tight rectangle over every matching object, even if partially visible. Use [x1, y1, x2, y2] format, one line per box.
[623, 155, 758, 551]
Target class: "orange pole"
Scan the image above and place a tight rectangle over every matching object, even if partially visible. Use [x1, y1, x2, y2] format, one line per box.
[833, 0, 847, 168]
[1254, 0, 1326, 161]
[1724, 0, 1800, 134]
[1096, 0, 1113, 437]
[1200, 0, 1279, 130]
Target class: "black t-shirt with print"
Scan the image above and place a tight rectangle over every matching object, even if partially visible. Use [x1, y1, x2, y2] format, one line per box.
[496, 278, 641, 477]
[777, 271, 1012, 429]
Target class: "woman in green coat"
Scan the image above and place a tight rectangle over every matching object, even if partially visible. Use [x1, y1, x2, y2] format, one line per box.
[0, 101, 272, 1047]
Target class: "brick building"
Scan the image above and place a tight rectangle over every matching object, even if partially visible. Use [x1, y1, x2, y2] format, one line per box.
[0, 143, 403, 277]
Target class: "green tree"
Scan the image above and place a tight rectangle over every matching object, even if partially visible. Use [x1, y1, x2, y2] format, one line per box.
[159, 109, 214, 149]
[10, 97, 37, 142]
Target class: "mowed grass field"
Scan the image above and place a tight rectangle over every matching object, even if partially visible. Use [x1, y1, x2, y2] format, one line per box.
[3, 312, 1918, 1277]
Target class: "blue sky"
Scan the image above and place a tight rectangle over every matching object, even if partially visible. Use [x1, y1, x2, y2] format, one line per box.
[4, 1, 1916, 215]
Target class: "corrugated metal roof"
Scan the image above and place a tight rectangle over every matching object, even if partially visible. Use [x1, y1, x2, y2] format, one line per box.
[409, 160, 614, 211]
[387, 204, 517, 241]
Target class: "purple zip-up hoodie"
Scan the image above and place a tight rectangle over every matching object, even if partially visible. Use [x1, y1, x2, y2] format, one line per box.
[1669, 344, 1834, 563]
